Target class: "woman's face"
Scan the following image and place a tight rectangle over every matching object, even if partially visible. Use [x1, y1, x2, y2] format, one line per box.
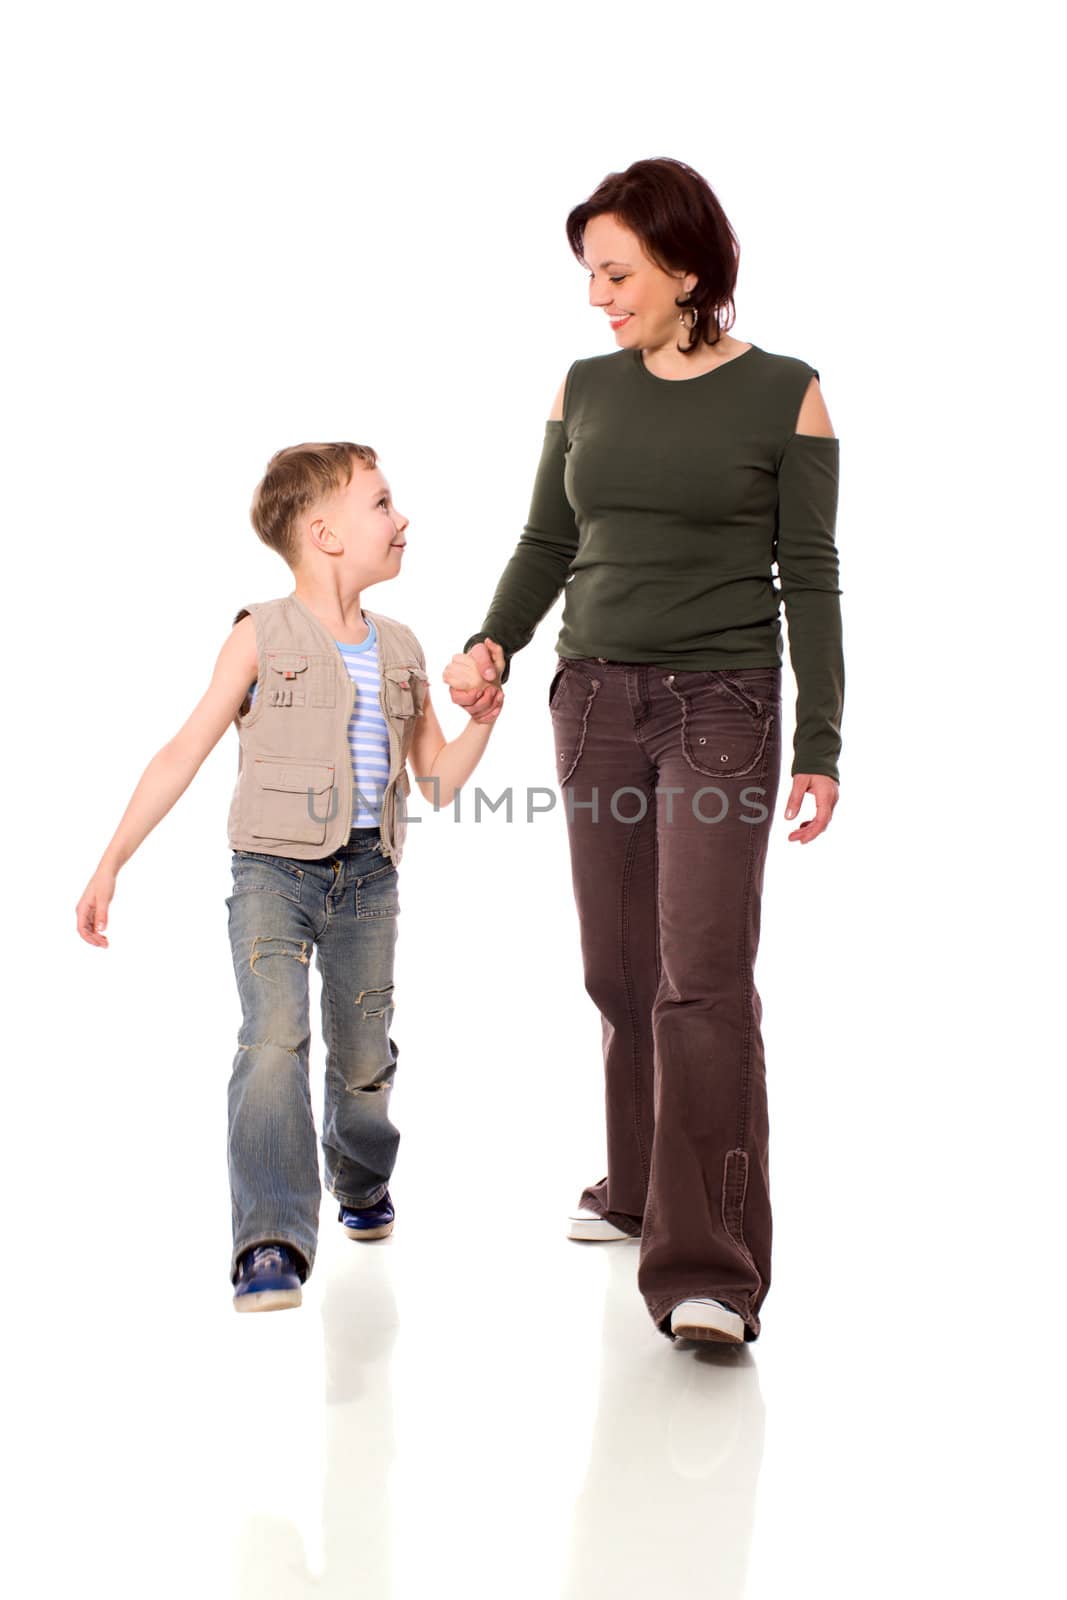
[581, 212, 696, 351]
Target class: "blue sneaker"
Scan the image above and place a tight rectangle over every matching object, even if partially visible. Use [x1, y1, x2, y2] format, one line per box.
[232, 1243, 305, 1313]
[339, 1190, 395, 1240]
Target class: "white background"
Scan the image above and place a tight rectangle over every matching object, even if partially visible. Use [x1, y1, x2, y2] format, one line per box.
[4, 2, 1063, 1596]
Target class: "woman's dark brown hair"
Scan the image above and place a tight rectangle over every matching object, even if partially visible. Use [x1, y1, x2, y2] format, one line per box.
[565, 157, 740, 357]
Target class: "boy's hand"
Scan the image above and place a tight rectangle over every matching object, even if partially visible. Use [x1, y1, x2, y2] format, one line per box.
[445, 638, 505, 723]
[443, 654, 486, 695]
[76, 867, 117, 948]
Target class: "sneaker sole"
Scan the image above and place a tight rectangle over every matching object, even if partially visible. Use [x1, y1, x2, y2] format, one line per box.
[567, 1219, 640, 1242]
[671, 1320, 744, 1344]
[670, 1303, 745, 1343]
[233, 1287, 303, 1313]
[342, 1221, 395, 1240]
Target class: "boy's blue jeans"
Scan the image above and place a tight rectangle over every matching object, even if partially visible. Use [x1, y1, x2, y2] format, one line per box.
[225, 827, 400, 1283]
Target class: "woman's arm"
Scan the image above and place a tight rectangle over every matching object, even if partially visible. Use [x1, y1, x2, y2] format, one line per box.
[459, 373, 579, 699]
[775, 375, 845, 790]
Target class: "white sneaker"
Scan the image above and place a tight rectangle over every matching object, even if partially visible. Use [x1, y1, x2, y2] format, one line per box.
[669, 1298, 746, 1344]
[567, 1207, 639, 1242]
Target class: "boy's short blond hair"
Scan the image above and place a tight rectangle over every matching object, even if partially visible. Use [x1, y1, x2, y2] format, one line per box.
[250, 442, 378, 570]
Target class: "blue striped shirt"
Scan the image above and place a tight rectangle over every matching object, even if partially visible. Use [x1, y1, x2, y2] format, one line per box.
[248, 614, 391, 828]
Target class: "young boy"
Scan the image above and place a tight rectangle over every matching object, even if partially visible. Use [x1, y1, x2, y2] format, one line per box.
[75, 441, 505, 1313]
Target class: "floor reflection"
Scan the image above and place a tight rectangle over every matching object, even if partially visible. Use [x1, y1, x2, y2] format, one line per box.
[560, 1246, 765, 1597]
[235, 1249, 399, 1598]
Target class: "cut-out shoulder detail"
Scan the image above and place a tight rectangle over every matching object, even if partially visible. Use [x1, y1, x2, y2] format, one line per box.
[794, 373, 835, 437]
[548, 373, 567, 423]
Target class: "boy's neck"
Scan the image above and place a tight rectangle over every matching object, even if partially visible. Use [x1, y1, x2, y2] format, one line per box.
[291, 583, 369, 646]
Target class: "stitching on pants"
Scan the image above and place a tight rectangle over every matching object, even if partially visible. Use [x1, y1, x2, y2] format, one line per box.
[558, 676, 601, 786]
[722, 1147, 761, 1289]
[652, 825, 662, 985]
[664, 677, 771, 780]
[620, 807, 652, 1185]
[734, 733, 772, 1149]
[714, 673, 767, 718]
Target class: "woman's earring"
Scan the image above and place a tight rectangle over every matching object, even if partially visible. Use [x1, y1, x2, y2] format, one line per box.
[678, 299, 699, 347]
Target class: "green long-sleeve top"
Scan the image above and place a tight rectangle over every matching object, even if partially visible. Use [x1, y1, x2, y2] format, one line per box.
[464, 344, 845, 782]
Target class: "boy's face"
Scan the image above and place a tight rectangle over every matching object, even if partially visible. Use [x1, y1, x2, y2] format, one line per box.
[309, 463, 408, 577]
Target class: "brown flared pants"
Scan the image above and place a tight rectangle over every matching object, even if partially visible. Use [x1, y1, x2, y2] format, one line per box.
[549, 655, 783, 1341]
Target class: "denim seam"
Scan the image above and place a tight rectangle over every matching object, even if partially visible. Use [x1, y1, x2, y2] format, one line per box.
[318, 945, 340, 1198]
[356, 862, 396, 884]
[330, 1181, 388, 1210]
[230, 876, 305, 908]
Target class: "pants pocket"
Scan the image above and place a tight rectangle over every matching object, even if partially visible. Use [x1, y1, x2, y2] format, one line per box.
[666, 674, 773, 780]
[355, 862, 401, 919]
[550, 670, 600, 785]
[229, 850, 306, 905]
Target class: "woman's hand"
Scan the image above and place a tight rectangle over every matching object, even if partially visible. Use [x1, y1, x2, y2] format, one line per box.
[76, 865, 117, 947]
[447, 638, 505, 724]
[783, 775, 839, 843]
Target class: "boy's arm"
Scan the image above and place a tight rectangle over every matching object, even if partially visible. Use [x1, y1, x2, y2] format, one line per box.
[407, 641, 506, 808]
[76, 617, 259, 945]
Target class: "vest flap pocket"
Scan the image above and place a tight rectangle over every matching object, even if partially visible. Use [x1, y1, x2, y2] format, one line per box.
[251, 758, 335, 845]
[268, 653, 310, 677]
[384, 665, 420, 717]
[255, 758, 334, 794]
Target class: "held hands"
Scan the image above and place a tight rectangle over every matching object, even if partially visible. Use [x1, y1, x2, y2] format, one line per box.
[783, 774, 839, 843]
[445, 638, 506, 725]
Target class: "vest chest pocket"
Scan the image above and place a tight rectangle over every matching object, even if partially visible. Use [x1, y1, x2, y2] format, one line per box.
[265, 651, 337, 710]
[383, 665, 428, 719]
[251, 757, 336, 845]
[266, 652, 309, 709]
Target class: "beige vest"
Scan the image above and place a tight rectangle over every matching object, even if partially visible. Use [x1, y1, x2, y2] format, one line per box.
[227, 591, 428, 864]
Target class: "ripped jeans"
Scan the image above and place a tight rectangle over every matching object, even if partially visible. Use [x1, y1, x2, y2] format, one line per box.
[224, 828, 400, 1282]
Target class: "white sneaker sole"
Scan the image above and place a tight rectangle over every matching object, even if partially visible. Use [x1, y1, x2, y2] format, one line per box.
[567, 1211, 639, 1242]
[342, 1221, 394, 1241]
[669, 1299, 745, 1344]
[233, 1287, 303, 1313]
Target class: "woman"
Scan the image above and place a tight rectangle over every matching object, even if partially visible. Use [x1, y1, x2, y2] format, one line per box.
[449, 157, 843, 1346]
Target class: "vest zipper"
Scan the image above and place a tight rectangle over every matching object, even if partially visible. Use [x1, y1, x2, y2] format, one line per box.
[378, 664, 396, 856]
[341, 672, 355, 838]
